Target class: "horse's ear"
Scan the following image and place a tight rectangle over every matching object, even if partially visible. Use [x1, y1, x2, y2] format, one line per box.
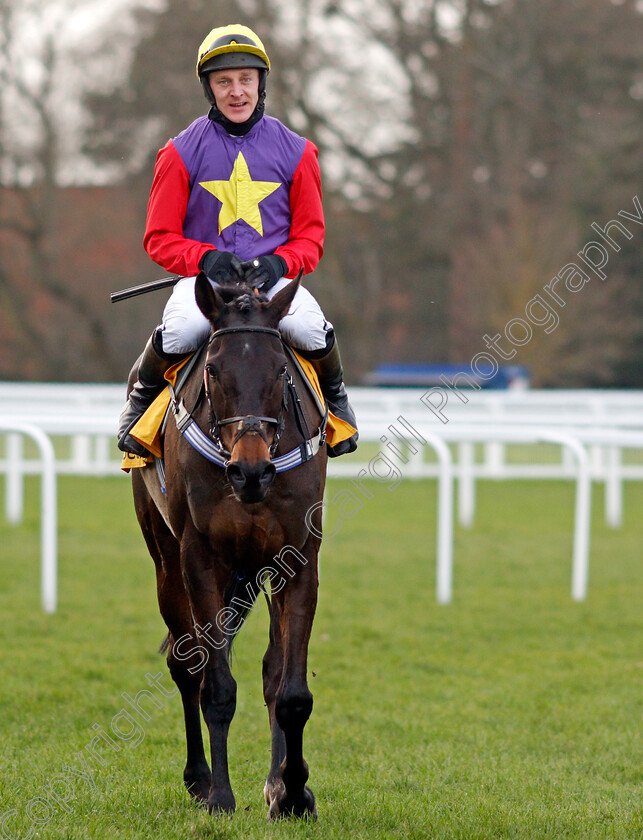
[195, 272, 224, 322]
[265, 271, 302, 326]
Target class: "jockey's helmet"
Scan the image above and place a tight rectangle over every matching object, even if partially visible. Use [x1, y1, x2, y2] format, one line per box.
[197, 25, 270, 79]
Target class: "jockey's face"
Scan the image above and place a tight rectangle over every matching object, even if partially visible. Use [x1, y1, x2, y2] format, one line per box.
[208, 67, 260, 123]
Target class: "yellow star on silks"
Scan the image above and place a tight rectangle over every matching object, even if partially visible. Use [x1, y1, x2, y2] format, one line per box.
[199, 152, 281, 236]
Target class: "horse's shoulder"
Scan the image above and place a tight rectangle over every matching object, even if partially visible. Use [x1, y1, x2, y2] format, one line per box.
[284, 347, 323, 417]
[180, 342, 209, 412]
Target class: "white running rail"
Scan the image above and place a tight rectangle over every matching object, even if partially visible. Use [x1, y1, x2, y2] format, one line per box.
[0, 419, 57, 613]
[4, 384, 643, 610]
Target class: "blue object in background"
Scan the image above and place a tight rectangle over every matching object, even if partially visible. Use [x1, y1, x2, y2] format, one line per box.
[362, 364, 531, 390]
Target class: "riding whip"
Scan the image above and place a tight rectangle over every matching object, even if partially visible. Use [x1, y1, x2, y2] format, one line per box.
[110, 275, 184, 303]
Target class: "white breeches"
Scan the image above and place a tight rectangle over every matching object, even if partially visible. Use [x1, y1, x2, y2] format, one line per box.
[159, 275, 332, 355]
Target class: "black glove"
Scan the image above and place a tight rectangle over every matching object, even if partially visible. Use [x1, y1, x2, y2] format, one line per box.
[240, 255, 288, 292]
[199, 250, 244, 284]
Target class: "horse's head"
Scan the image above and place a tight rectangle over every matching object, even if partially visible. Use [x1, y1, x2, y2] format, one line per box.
[195, 271, 301, 504]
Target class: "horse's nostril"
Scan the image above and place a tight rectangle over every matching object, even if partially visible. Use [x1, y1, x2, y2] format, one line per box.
[226, 461, 276, 496]
[260, 462, 276, 486]
[226, 463, 244, 486]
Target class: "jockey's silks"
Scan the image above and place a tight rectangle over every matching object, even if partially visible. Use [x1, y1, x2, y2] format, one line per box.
[175, 116, 302, 256]
[144, 115, 325, 278]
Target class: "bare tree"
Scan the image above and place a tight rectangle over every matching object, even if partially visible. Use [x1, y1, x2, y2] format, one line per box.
[0, 0, 136, 379]
[28, 0, 643, 384]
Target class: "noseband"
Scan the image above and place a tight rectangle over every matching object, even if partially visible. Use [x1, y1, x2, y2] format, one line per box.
[204, 325, 289, 461]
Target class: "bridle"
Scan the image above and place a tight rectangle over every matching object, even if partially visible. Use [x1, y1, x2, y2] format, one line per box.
[166, 327, 328, 486]
[203, 325, 290, 461]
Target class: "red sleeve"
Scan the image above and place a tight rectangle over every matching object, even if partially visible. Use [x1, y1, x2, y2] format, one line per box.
[143, 141, 213, 276]
[274, 140, 325, 277]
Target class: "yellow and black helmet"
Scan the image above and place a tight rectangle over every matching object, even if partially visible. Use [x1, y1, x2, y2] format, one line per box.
[196, 24, 270, 79]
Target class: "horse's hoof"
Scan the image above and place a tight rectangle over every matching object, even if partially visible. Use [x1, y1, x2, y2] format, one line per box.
[267, 785, 317, 820]
[264, 778, 285, 806]
[207, 789, 236, 815]
[184, 763, 212, 803]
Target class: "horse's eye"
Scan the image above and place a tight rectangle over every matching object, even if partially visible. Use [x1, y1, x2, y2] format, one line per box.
[205, 365, 217, 380]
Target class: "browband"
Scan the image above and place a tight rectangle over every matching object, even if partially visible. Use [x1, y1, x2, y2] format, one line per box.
[209, 326, 281, 343]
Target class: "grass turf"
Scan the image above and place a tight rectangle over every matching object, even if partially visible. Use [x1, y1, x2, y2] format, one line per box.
[0, 475, 641, 839]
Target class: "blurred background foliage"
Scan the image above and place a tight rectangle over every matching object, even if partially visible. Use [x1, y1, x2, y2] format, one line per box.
[0, 0, 641, 385]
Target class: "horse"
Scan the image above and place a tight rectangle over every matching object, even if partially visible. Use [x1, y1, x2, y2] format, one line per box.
[130, 273, 327, 819]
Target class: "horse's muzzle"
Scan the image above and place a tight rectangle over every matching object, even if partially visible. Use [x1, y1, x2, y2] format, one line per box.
[226, 459, 277, 503]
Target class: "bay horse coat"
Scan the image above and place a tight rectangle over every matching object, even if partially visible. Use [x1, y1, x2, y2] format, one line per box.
[131, 274, 326, 818]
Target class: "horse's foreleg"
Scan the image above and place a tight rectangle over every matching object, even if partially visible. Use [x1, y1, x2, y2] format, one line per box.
[133, 478, 212, 802]
[262, 599, 287, 805]
[166, 637, 211, 802]
[156, 543, 212, 802]
[268, 548, 319, 820]
[181, 530, 237, 815]
[200, 648, 237, 814]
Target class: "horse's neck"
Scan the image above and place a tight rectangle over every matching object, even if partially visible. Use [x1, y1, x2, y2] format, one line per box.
[286, 356, 324, 441]
[182, 341, 323, 440]
[181, 343, 209, 416]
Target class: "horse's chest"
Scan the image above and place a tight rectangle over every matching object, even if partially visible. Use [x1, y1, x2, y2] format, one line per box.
[190, 498, 288, 567]
[175, 460, 313, 566]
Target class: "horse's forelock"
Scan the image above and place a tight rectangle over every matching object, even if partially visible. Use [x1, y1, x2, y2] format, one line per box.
[235, 293, 256, 313]
[215, 283, 251, 304]
[211, 283, 271, 327]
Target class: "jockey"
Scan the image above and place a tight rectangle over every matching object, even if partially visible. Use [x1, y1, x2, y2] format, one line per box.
[117, 24, 358, 459]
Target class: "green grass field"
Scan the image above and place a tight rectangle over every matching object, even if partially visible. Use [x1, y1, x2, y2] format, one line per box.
[0, 475, 641, 839]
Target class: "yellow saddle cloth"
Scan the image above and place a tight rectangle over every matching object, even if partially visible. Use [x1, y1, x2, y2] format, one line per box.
[121, 350, 356, 471]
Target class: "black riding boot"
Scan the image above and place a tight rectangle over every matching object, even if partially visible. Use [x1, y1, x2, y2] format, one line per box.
[117, 328, 185, 457]
[304, 332, 358, 458]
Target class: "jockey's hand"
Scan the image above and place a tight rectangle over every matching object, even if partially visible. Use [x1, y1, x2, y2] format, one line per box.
[240, 255, 287, 292]
[199, 250, 244, 285]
